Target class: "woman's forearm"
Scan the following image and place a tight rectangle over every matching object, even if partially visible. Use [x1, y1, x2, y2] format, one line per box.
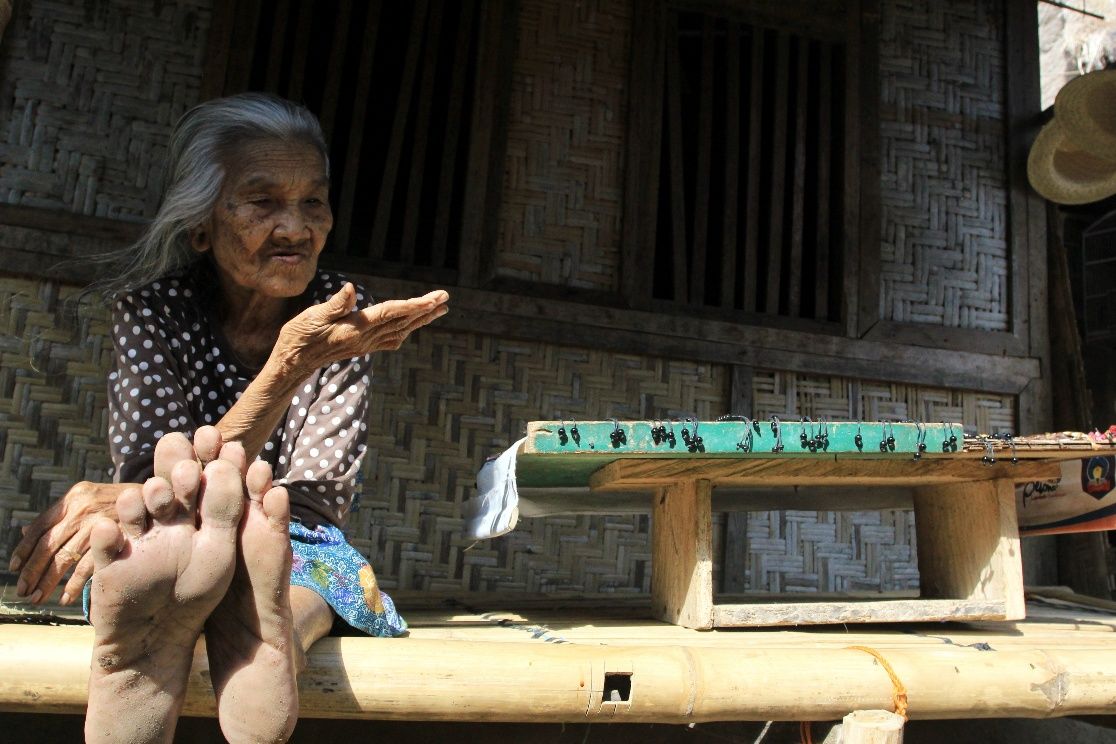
[215, 351, 314, 462]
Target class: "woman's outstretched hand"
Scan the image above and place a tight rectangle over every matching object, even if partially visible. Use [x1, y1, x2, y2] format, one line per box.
[274, 283, 449, 376]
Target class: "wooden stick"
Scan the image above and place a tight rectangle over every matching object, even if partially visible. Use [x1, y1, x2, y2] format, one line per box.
[840, 710, 904, 743]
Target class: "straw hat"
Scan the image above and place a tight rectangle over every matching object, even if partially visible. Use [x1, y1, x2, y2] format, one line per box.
[1028, 69, 1116, 205]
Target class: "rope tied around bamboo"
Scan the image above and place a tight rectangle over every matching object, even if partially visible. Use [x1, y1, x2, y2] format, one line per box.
[846, 645, 909, 720]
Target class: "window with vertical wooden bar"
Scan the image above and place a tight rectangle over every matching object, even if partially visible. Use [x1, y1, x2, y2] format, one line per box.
[210, 0, 514, 285]
[624, 1, 865, 328]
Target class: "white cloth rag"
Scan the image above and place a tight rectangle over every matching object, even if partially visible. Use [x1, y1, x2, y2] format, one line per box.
[462, 437, 524, 540]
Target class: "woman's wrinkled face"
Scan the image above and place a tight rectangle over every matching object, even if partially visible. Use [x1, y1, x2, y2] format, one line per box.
[192, 138, 333, 302]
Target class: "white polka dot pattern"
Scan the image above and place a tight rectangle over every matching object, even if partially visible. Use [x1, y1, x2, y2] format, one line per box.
[106, 268, 374, 528]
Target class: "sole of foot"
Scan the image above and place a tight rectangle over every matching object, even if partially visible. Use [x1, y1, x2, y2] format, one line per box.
[85, 433, 243, 744]
[204, 460, 299, 744]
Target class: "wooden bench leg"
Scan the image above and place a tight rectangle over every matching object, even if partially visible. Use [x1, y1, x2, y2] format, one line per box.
[651, 478, 714, 629]
[914, 477, 1024, 620]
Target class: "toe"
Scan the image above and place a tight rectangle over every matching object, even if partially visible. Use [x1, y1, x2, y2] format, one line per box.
[116, 487, 148, 538]
[218, 440, 247, 475]
[261, 486, 291, 532]
[142, 477, 178, 523]
[192, 425, 223, 464]
[90, 518, 125, 572]
[199, 459, 246, 529]
[170, 459, 202, 516]
[245, 461, 274, 503]
[153, 432, 197, 483]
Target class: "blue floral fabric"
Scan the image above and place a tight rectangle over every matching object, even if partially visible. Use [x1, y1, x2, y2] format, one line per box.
[289, 521, 408, 638]
[82, 522, 407, 639]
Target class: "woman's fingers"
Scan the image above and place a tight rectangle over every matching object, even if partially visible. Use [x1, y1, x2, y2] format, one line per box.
[27, 531, 90, 604]
[9, 499, 61, 573]
[61, 551, 96, 605]
[13, 508, 80, 597]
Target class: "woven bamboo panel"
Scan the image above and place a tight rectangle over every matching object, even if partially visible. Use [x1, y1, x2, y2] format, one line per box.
[0, 0, 210, 217]
[493, 0, 629, 290]
[728, 508, 919, 594]
[878, 0, 1010, 331]
[350, 332, 727, 592]
[0, 278, 113, 562]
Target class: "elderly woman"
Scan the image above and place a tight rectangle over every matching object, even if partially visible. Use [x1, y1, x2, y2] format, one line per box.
[9, 93, 448, 743]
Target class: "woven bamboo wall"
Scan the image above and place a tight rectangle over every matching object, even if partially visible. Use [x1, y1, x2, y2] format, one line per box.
[878, 0, 1010, 331]
[0, 0, 209, 216]
[493, 0, 629, 290]
[738, 371, 1015, 595]
[0, 0, 1024, 597]
[0, 280, 1016, 595]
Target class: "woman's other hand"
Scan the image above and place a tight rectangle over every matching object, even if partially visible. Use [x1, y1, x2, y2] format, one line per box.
[275, 283, 449, 375]
[9, 480, 129, 605]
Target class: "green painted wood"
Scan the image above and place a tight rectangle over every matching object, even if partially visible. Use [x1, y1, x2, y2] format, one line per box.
[516, 420, 963, 488]
[528, 420, 956, 456]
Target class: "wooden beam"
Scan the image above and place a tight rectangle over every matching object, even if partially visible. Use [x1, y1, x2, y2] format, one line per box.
[742, 27, 765, 313]
[369, 0, 430, 260]
[689, 15, 716, 307]
[787, 37, 809, 317]
[199, 0, 238, 100]
[317, 0, 352, 141]
[399, 0, 445, 266]
[0, 210, 1044, 396]
[852, 0, 879, 338]
[721, 21, 741, 310]
[713, 598, 1008, 626]
[457, 0, 519, 287]
[664, 14, 690, 303]
[590, 457, 1060, 491]
[431, 0, 478, 270]
[764, 31, 790, 315]
[620, 0, 665, 308]
[222, 0, 262, 93]
[815, 40, 832, 321]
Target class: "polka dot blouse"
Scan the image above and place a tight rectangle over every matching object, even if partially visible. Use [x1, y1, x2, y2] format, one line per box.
[106, 265, 372, 529]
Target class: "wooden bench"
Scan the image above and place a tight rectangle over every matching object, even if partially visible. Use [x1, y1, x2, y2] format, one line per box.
[516, 421, 1070, 629]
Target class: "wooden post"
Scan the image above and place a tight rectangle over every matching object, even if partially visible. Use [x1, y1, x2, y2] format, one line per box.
[913, 477, 1025, 620]
[651, 478, 714, 629]
[840, 710, 904, 743]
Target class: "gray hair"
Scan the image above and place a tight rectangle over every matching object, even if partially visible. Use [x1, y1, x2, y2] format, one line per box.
[100, 93, 329, 296]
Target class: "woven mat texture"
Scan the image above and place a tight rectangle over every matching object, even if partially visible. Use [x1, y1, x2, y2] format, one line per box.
[878, 0, 1010, 331]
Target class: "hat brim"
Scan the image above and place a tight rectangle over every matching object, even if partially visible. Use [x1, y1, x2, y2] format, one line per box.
[1055, 69, 1116, 156]
[1028, 118, 1116, 205]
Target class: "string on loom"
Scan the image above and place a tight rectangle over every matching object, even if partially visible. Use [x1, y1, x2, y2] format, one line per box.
[845, 645, 910, 720]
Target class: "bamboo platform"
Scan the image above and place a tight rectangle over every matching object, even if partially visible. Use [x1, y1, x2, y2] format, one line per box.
[2, 590, 1115, 723]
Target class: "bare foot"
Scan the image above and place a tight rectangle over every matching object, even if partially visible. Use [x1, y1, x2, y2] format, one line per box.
[84, 434, 243, 744]
[204, 460, 299, 744]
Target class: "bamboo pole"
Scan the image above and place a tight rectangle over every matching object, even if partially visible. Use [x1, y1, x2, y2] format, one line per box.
[2, 626, 1116, 722]
[840, 710, 904, 743]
